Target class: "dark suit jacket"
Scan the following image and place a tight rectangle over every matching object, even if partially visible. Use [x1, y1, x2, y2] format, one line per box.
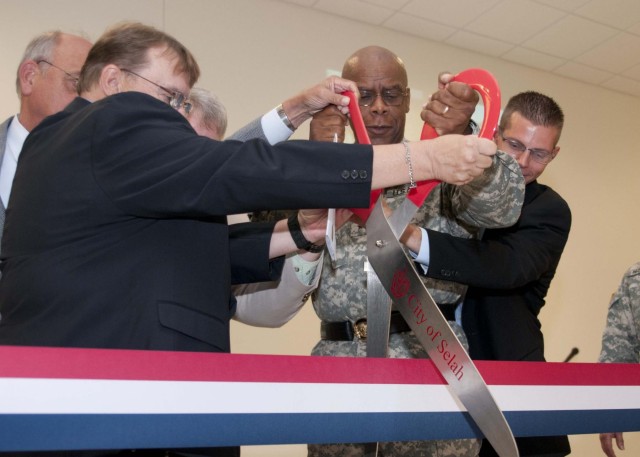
[426, 180, 572, 456]
[0, 93, 373, 355]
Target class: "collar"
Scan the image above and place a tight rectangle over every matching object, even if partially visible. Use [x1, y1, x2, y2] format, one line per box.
[6, 114, 29, 162]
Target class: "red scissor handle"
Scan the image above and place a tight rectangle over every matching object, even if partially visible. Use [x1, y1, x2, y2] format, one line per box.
[342, 96, 380, 221]
[346, 68, 501, 222]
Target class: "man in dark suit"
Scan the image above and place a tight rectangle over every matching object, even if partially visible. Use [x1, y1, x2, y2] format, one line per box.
[0, 31, 92, 265]
[420, 91, 572, 457]
[0, 22, 497, 457]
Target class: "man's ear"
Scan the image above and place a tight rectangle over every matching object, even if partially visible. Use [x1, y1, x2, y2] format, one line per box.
[404, 87, 411, 114]
[99, 64, 123, 96]
[18, 60, 39, 96]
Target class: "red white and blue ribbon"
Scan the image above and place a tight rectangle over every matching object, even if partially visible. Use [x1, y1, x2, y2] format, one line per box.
[0, 345, 638, 452]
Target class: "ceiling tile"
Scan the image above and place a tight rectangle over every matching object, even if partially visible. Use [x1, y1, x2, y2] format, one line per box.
[522, 15, 618, 59]
[622, 63, 640, 80]
[575, 32, 640, 73]
[626, 21, 640, 34]
[400, 0, 500, 28]
[384, 12, 456, 42]
[501, 46, 566, 71]
[575, 0, 640, 29]
[600, 75, 640, 97]
[272, 0, 640, 98]
[553, 61, 613, 84]
[445, 30, 514, 57]
[313, 0, 394, 25]
[279, 0, 318, 6]
[532, 0, 591, 12]
[363, 0, 410, 10]
[465, 0, 566, 44]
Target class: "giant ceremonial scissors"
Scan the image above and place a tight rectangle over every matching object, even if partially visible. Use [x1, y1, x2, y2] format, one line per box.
[345, 68, 519, 457]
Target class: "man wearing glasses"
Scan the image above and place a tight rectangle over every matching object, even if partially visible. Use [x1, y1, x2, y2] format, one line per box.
[0, 31, 91, 254]
[274, 45, 524, 457]
[0, 17, 497, 381]
[417, 91, 571, 457]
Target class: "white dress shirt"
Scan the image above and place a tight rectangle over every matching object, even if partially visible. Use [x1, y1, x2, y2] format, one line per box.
[0, 115, 28, 208]
[260, 108, 294, 144]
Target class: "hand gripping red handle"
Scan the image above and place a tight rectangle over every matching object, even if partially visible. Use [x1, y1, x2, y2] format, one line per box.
[345, 68, 501, 222]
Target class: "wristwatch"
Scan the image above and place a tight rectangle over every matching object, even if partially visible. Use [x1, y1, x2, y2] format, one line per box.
[287, 214, 324, 253]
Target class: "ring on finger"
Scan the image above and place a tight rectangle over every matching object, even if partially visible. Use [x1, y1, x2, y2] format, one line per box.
[442, 105, 450, 115]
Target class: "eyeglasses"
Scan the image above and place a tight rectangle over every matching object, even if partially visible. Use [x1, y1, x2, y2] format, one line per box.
[37, 60, 79, 89]
[358, 88, 408, 107]
[121, 69, 192, 113]
[500, 136, 555, 164]
[182, 100, 193, 114]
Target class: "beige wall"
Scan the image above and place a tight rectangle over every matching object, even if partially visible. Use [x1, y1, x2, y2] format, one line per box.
[1, 0, 638, 455]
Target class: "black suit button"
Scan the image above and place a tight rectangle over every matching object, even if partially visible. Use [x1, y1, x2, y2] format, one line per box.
[341, 170, 350, 179]
[440, 269, 451, 277]
[350, 170, 359, 179]
[359, 170, 368, 179]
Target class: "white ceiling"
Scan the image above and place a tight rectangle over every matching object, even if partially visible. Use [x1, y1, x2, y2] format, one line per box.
[279, 0, 640, 98]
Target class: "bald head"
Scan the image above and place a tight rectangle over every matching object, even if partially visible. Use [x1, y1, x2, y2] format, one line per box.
[342, 46, 410, 145]
[17, 31, 92, 131]
[342, 46, 408, 87]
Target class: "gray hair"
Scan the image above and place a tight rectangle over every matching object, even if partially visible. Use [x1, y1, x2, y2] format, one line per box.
[16, 31, 63, 96]
[188, 87, 228, 138]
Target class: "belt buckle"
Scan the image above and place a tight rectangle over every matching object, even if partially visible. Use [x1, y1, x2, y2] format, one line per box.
[353, 318, 367, 340]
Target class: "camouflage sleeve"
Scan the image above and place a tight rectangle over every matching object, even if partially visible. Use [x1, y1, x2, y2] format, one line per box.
[599, 263, 640, 364]
[441, 150, 524, 229]
[409, 152, 524, 304]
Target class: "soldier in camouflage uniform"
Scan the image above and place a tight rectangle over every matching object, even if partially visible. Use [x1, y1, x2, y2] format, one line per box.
[251, 47, 523, 456]
[304, 47, 524, 457]
[598, 262, 640, 457]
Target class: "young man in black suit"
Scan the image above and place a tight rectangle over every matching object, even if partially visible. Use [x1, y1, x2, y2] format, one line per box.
[408, 91, 572, 457]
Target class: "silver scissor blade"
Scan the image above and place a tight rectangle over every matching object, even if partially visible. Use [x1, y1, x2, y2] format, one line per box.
[366, 198, 519, 457]
[365, 261, 392, 358]
[387, 195, 419, 236]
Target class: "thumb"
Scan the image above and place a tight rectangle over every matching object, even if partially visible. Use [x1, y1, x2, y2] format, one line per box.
[477, 137, 497, 156]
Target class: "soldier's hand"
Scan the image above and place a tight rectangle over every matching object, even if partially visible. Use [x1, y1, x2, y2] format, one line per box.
[310, 106, 348, 142]
[421, 72, 478, 136]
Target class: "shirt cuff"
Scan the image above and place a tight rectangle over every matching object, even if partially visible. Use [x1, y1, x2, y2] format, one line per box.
[409, 227, 430, 274]
[292, 252, 323, 286]
[261, 108, 294, 145]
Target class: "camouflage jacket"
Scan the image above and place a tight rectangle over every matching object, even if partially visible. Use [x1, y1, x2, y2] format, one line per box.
[313, 150, 524, 323]
[599, 262, 640, 364]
